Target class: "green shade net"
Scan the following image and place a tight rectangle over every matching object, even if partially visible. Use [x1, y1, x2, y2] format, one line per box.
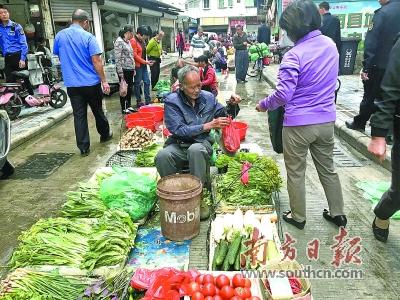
[356, 181, 400, 219]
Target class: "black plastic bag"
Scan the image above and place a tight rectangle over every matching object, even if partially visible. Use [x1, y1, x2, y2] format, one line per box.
[268, 107, 285, 154]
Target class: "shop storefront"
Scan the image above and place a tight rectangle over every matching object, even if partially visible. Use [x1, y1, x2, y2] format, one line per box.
[50, 0, 93, 33]
[160, 14, 176, 53]
[200, 17, 229, 34]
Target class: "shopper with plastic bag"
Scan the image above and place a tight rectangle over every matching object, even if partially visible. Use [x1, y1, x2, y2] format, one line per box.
[155, 65, 241, 219]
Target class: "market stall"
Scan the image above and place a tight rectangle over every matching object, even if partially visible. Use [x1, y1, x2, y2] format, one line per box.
[0, 102, 313, 300]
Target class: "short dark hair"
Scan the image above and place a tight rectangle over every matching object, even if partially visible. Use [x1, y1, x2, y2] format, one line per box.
[319, 2, 330, 10]
[196, 55, 209, 64]
[279, 0, 321, 42]
[137, 25, 149, 36]
[72, 9, 90, 21]
[119, 25, 134, 38]
[0, 4, 8, 10]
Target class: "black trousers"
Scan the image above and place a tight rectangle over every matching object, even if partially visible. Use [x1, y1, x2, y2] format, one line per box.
[67, 84, 110, 152]
[4, 51, 34, 95]
[374, 115, 400, 220]
[149, 56, 161, 89]
[177, 47, 184, 57]
[119, 69, 135, 112]
[353, 68, 386, 128]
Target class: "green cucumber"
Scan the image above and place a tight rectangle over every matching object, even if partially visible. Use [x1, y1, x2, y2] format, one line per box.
[216, 240, 229, 266]
[234, 249, 240, 270]
[212, 243, 220, 270]
[227, 236, 242, 265]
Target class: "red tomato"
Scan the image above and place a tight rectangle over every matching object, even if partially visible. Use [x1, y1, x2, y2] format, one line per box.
[243, 287, 252, 298]
[202, 283, 216, 296]
[214, 296, 223, 300]
[231, 297, 243, 300]
[196, 274, 205, 285]
[203, 274, 215, 284]
[219, 285, 235, 300]
[215, 288, 220, 295]
[234, 287, 250, 298]
[232, 274, 246, 288]
[243, 279, 252, 288]
[215, 274, 231, 289]
[192, 291, 205, 300]
[205, 297, 214, 300]
[187, 282, 201, 295]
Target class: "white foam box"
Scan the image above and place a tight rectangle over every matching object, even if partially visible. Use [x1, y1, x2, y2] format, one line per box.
[208, 213, 283, 271]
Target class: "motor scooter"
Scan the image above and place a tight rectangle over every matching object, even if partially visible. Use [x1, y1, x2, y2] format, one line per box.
[0, 110, 14, 179]
[0, 53, 67, 120]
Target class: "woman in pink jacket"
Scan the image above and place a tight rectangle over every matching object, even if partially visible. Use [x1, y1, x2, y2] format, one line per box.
[196, 55, 218, 96]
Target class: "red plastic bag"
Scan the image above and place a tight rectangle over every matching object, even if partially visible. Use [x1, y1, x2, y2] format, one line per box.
[131, 268, 199, 300]
[222, 116, 240, 154]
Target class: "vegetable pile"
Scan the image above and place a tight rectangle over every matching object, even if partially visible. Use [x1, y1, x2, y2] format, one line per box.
[211, 209, 280, 271]
[9, 210, 138, 271]
[120, 127, 154, 150]
[134, 144, 162, 167]
[0, 269, 95, 300]
[216, 153, 282, 206]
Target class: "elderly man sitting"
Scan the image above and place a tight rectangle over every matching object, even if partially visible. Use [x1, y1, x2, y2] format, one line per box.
[155, 65, 240, 219]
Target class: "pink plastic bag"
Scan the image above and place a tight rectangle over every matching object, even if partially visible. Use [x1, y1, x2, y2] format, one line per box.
[119, 78, 128, 97]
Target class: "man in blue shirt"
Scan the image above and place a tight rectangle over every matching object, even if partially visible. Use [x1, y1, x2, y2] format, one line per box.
[53, 9, 112, 156]
[0, 5, 28, 83]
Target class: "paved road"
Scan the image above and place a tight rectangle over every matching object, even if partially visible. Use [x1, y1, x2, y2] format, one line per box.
[0, 64, 399, 299]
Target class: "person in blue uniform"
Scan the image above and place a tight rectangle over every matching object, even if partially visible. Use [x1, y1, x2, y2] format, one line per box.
[0, 5, 28, 83]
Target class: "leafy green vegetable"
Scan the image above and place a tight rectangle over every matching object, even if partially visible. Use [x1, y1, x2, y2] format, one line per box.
[8, 211, 137, 271]
[216, 156, 282, 206]
[0, 269, 94, 300]
[215, 152, 261, 169]
[134, 144, 162, 167]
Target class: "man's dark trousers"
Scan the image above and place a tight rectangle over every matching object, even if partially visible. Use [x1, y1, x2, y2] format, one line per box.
[4, 51, 34, 95]
[67, 83, 110, 152]
[149, 56, 161, 89]
[374, 115, 400, 219]
[353, 68, 386, 128]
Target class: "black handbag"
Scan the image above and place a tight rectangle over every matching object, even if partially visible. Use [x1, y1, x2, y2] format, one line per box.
[268, 106, 285, 154]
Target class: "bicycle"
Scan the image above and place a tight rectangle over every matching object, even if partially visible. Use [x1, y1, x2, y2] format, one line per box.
[247, 44, 265, 81]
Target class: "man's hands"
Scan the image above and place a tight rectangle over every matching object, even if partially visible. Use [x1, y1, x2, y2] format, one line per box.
[228, 94, 241, 104]
[368, 136, 386, 162]
[147, 60, 154, 66]
[203, 117, 231, 131]
[243, 42, 248, 47]
[102, 81, 110, 95]
[360, 71, 369, 81]
[19, 60, 26, 69]
[255, 103, 267, 112]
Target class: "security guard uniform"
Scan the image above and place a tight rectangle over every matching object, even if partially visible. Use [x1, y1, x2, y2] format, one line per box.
[0, 20, 28, 82]
[370, 33, 400, 220]
[348, 0, 400, 130]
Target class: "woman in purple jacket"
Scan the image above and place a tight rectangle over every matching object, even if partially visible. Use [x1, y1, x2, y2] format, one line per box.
[256, 0, 346, 229]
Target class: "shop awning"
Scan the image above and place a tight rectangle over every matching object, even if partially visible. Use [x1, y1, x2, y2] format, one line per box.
[139, 8, 163, 17]
[100, 0, 140, 12]
[163, 13, 178, 20]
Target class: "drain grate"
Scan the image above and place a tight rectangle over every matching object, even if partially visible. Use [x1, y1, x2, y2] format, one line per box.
[333, 145, 364, 168]
[13, 152, 74, 179]
[106, 150, 138, 168]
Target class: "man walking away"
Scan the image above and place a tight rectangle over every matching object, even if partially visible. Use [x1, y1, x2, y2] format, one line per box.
[368, 33, 400, 243]
[318, 2, 341, 52]
[0, 4, 33, 94]
[147, 30, 164, 90]
[233, 24, 249, 83]
[257, 20, 271, 45]
[53, 9, 112, 156]
[345, 0, 400, 145]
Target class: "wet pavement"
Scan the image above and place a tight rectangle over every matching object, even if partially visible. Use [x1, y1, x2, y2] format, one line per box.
[0, 62, 399, 299]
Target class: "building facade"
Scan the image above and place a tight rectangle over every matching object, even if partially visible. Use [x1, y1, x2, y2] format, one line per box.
[184, 0, 265, 35]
